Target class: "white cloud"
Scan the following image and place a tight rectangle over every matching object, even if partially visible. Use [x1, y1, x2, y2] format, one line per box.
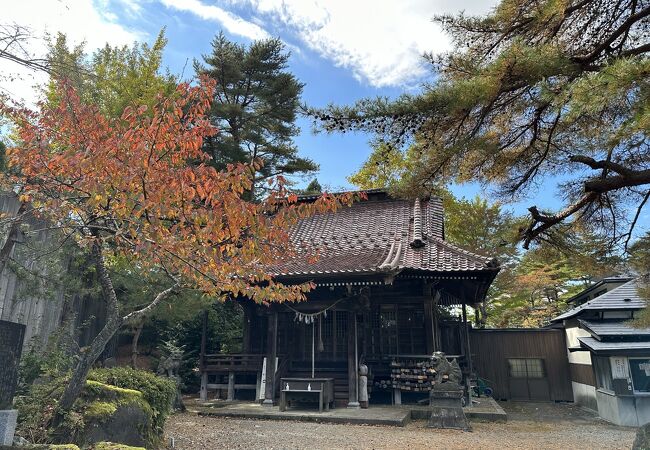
[242, 0, 497, 87]
[160, 0, 270, 40]
[1, 0, 144, 104]
[174, 0, 498, 88]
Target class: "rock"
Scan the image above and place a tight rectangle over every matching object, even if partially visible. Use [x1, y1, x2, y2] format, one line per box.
[78, 381, 154, 448]
[12, 436, 30, 446]
[0, 410, 18, 446]
[83, 405, 151, 448]
[633, 422, 650, 450]
[89, 443, 146, 450]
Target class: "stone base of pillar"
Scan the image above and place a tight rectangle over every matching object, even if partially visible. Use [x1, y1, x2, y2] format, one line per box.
[0, 410, 18, 445]
[427, 383, 471, 431]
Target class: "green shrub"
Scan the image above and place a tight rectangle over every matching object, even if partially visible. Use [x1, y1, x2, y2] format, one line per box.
[15, 368, 175, 448]
[87, 367, 177, 437]
[15, 377, 72, 444]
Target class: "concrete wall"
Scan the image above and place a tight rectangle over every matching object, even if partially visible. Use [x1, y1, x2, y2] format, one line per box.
[564, 321, 598, 409]
[573, 381, 598, 410]
[597, 390, 650, 427]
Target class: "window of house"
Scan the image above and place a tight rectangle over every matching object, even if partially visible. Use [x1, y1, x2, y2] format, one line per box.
[629, 358, 650, 393]
[593, 355, 613, 391]
[508, 358, 545, 378]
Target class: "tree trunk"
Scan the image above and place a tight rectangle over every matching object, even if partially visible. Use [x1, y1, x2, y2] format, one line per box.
[55, 238, 177, 423]
[55, 239, 122, 419]
[0, 201, 27, 278]
[130, 319, 145, 369]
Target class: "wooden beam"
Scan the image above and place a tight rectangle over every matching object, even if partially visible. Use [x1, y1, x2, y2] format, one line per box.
[206, 383, 257, 390]
[347, 311, 360, 408]
[263, 310, 278, 406]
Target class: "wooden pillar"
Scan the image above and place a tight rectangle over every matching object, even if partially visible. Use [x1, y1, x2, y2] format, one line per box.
[242, 303, 252, 353]
[255, 370, 262, 401]
[432, 292, 441, 351]
[462, 302, 473, 407]
[424, 294, 434, 355]
[347, 311, 360, 408]
[263, 310, 278, 406]
[462, 303, 473, 374]
[227, 371, 235, 401]
[199, 309, 208, 401]
[200, 372, 208, 402]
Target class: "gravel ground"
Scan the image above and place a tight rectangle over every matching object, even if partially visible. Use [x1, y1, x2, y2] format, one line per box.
[164, 402, 636, 450]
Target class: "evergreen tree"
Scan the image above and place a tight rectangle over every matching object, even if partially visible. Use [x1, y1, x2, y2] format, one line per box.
[301, 178, 322, 195]
[314, 0, 649, 249]
[195, 33, 317, 197]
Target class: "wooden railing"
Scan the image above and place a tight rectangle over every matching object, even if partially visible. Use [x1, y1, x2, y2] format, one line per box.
[201, 353, 265, 373]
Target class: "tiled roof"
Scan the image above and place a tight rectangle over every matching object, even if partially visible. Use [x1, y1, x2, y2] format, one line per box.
[566, 275, 633, 304]
[271, 191, 498, 278]
[577, 336, 650, 353]
[579, 320, 650, 338]
[552, 280, 646, 322]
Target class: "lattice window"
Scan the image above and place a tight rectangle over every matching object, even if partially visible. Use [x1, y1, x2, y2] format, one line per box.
[380, 306, 398, 355]
[508, 358, 545, 379]
[397, 306, 425, 355]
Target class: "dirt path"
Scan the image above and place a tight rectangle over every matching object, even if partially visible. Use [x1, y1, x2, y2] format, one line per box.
[164, 407, 635, 450]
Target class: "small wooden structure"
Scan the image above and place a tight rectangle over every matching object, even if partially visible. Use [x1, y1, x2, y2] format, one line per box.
[469, 328, 573, 401]
[199, 190, 500, 407]
[280, 378, 335, 412]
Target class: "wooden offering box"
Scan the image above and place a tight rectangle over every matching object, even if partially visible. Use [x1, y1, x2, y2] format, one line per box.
[279, 377, 335, 412]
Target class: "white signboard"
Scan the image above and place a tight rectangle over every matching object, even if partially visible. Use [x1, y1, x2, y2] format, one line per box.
[611, 356, 630, 379]
[258, 357, 279, 400]
[259, 358, 267, 400]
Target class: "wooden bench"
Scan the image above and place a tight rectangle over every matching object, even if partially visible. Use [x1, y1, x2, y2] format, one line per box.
[279, 377, 335, 412]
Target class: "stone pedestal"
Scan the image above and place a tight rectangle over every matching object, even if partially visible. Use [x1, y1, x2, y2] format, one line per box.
[0, 409, 17, 445]
[427, 383, 471, 431]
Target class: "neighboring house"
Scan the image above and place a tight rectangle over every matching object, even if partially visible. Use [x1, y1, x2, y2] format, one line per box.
[565, 276, 633, 307]
[199, 190, 501, 405]
[551, 279, 650, 426]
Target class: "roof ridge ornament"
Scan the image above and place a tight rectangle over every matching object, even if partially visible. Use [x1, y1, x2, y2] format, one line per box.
[379, 239, 403, 270]
[410, 198, 425, 248]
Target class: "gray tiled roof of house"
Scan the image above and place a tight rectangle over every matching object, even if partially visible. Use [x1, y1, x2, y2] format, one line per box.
[579, 319, 650, 338]
[271, 191, 499, 278]
[551, 280, 645, 322]
[566, 275, 633, 304]
[578, 336, 650, 352]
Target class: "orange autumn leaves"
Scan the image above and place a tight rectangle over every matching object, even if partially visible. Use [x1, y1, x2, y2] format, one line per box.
[2, 77, 350, 303]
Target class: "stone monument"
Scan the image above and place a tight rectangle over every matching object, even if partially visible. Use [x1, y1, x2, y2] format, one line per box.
[427, 351, 470, 431]
[0, 320, 26, 445]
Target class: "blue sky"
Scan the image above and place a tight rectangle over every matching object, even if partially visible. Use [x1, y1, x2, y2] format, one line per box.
[2, 0, 648, 233]
[109, 0, 507, 201]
